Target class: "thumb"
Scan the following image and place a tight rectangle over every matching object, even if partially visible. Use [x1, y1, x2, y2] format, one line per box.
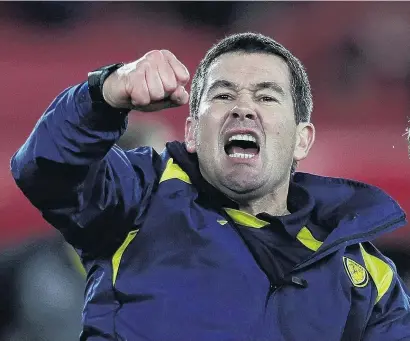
[169, 85, 189, 106]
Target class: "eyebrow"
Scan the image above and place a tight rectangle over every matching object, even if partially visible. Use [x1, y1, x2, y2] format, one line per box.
[206, 79, 286, 97]
[251, 81, 286, 97]
[206, 80, 239, 94]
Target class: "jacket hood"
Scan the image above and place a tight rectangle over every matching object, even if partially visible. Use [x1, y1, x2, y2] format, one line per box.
[292, 172, 406, 244]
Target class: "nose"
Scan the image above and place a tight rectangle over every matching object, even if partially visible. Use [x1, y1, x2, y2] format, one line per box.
[229, 105, 257, 121]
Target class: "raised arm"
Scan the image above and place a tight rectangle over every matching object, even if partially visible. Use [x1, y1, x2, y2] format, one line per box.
[10, 50, 189, 255]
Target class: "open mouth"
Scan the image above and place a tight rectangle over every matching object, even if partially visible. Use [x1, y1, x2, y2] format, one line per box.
[224, 133, 260, 159]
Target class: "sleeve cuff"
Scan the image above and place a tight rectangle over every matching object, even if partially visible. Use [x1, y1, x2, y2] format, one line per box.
[75, 82, 129, 133]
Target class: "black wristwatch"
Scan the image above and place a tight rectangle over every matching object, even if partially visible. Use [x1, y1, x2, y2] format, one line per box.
[87, 63, 127, 112]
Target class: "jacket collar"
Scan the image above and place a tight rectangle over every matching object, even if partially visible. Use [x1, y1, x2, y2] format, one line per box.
[292, 172, 406, 244]
[166, 141, 239, 209]
[258, 182, 316, 239]
[165, 141, 407, 242]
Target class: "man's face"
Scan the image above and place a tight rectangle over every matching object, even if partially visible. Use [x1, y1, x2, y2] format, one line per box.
[185, 52, 314, 201]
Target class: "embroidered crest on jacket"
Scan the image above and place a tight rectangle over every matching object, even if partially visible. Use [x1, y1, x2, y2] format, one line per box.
[343, 257, 369, 287]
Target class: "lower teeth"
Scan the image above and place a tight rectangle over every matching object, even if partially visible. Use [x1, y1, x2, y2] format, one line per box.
[229, 153, 255, 159]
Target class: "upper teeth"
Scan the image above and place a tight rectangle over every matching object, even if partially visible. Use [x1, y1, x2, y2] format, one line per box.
[228, 134, 256, 143]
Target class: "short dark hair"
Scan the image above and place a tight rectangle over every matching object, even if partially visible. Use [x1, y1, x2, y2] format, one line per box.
[189, 32, 313, 174]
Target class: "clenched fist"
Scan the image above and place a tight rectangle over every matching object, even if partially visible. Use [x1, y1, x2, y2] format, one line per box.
[102, 50, 190, 112]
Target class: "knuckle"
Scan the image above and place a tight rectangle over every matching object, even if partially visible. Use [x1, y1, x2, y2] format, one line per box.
[145, 50, 163, 62]
[133, 60, 150, 76]
[150, 91, 164, 101]
[139, 97, 151, 106]
[160, 49, 174, 58]
[132, 93, 150, 106]
[176, 66, 189, 81]
[138, 60, 150, 71]
[126, 72, 143, 90]
[162, 79, 177, 92]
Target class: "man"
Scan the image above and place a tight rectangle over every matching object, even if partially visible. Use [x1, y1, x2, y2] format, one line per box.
[11, 33, 410, 340]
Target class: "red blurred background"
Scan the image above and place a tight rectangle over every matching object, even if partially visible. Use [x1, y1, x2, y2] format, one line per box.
[1, 2, 408, 248]
[0, 2, 409, 340]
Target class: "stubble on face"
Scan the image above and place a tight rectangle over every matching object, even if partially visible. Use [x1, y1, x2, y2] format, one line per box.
[189, 52, 298, 204]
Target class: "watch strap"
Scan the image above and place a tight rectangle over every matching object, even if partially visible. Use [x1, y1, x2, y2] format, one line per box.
[87, 63, 128, 113]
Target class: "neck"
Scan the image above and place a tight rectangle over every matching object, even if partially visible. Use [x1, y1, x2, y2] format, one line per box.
[238, 181, 291, 217]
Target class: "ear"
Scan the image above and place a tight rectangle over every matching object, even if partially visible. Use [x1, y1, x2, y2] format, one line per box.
[185, 116, 197, 153]
[293, 122, 315, 161]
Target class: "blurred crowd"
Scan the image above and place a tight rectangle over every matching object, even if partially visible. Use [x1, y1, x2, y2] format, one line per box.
[1, 2, 409, 340]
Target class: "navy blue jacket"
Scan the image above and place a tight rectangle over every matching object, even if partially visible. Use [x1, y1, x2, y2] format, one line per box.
[11, 83, 410, 340]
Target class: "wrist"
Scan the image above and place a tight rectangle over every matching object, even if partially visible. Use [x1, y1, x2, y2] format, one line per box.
[88, 63, 129, 114]
[101, 75, 118, 108]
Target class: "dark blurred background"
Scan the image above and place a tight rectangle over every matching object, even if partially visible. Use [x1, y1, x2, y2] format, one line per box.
[0, 2, 409, 340]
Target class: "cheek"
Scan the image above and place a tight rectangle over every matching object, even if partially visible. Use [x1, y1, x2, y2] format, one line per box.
[196, 118, 216, 149]
[196, 110, 222, 140]
[265, 118, 287, 138]
[265, 121, 296, 152]
[199, 100, 228, 119]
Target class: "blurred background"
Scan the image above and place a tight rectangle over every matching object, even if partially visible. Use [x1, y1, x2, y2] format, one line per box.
[0, 1, 409, 340]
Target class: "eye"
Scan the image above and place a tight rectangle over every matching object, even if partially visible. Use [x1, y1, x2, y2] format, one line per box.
[259, 96, 278, 103]
[213, 93, 233, 101]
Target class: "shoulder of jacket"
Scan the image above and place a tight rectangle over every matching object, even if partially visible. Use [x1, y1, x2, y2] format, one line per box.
[357, 242, 395, 304]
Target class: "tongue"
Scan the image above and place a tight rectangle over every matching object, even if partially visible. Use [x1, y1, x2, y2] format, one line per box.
[229, 146, 258, 155]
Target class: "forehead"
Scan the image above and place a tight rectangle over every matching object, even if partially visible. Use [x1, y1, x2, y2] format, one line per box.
[205, 52, 291, 92]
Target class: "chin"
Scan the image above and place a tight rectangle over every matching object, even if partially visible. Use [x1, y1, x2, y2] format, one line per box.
[227, 188, 265, 204]
[220, 178, 265, 200]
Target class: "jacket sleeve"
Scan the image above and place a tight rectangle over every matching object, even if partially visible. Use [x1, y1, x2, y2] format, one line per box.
[10, 82, 161, 255]
[362, 267, 410, 341]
